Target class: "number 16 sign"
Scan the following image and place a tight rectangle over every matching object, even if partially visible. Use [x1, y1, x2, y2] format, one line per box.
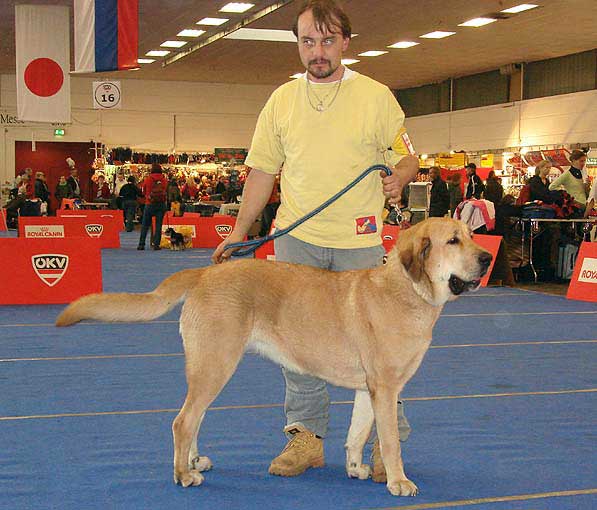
[93, 81, 122, 109]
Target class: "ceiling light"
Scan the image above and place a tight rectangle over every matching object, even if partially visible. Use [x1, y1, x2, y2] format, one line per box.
[220, 3, 254, 13]
[458, 17, 497, 27]
[177, 29, 205, 37]
[358, 50, 388, 57]
[501, 4, 539, 14]
[137, 58, 155, 64]
[420, 31, 456, 39]
[387, 41, 419, 49]
[290, 73, 303, 79]
[146, 50, 170, 57]
[225, 28, 296, 42]
[341, 58, 360, 65]
[196, 17, 229, 26]
[160, 40, 188, 48]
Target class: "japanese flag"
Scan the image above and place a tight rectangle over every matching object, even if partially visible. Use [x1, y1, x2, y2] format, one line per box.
[16, 5, 71, 123]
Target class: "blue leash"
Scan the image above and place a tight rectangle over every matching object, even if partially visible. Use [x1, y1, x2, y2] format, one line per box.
[227, 164, 394, 257]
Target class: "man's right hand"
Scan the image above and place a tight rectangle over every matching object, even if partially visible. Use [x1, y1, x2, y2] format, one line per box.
[212, 231, 246, 264]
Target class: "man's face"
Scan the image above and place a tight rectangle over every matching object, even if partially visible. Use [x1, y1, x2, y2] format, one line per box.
[71, 169, 78, 177]
[466, 166, 474, 177]
[429, 168, 439, 181]
[297, 9, 349, 82]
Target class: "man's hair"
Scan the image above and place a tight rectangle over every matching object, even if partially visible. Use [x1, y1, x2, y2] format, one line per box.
[569, 149, 586, 163]
[466, 162, 477, 171]
[292, 0, 351, 39]
[151, 163, 163, 174]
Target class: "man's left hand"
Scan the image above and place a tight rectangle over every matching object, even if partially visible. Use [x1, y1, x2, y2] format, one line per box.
[381, 155, 419, 204]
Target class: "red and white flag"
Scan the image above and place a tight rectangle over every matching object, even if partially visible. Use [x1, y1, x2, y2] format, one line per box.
[15, 5, 71, 123]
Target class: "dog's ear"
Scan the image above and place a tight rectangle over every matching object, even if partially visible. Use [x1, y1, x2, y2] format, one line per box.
[400, 235, 431, 282]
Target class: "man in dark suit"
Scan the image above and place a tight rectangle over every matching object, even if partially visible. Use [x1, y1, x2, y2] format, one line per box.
[465, 163, 484, 199]
[66, 167, 81, 198]
[428, 166, 450, 217]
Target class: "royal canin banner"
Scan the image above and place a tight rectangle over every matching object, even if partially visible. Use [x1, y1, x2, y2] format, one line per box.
[15, 5, 71, 123]
[0, 239, 102, 305]
[74, 0, 139, 73]
[567, 242, 597, 302]
[18, 216, 121, 249]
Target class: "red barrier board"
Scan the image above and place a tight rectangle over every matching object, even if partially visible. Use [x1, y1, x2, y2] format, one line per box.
[472, 234, 501, 287]
[158, 215, 238, 248]
[566, 242, 597, 302]
[18, 217, 121, 248]
[0, 209, 7, 231]
[57, 209, 124, 231]
[0, 238, 102, 304]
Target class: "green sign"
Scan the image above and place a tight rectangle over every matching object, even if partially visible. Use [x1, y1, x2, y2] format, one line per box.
[54, 128, 65, 136]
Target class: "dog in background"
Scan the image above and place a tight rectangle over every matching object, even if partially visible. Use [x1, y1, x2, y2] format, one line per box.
[55, 218, 492, 497]
[164, 227, 187, 251]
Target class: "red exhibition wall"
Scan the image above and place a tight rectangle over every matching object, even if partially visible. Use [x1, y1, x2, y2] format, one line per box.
[15, 141, 96, 212]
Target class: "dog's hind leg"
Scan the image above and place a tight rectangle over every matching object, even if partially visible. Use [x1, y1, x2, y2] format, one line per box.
[188, 412, 212, 473]
[345, 390, 374, 480]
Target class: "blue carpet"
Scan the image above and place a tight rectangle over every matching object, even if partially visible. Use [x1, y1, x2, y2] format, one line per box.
[0, 231, 595, 509]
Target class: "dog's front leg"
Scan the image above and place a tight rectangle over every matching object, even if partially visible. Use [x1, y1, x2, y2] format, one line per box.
[345, 390, 374, 479]
[370, 385, 418, 496]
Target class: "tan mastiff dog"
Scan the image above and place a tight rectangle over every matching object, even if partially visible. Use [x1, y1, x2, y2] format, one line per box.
[56, 218, 491, 496]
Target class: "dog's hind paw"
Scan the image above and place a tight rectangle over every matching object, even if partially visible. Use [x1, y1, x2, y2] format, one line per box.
[347, 463, 371, 480]
[190, 456, 212, 472]
[387, 479, 418, 496]
[174, 469, 204, 488]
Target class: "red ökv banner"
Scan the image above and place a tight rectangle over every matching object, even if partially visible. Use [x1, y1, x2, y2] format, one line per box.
[157, 215, 238, 248]
[57, 209, 124, 231]
[566, 242, 597, 302]
[18, 216, 120, 248]
[0, 238, 102, 304]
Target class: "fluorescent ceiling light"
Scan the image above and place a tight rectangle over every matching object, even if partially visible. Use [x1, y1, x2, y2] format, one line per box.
[501, 3, 538, 14]
[341, 58, 360, 65]
[387, 41, 419, 49]
[177, 29, 205, 37]
[146, 50, 170, 57]
[358, 50, 388, 57]
[290, 73, 303, 79]
[220, 3, 254, 13]
[225, 28, 296, 42]
[458, 17, 497, 27]
[420, 31, 456, 39]
[197, 17, 229, 26]
[160, 40, 188, 48]
[137, 58, 155, 64]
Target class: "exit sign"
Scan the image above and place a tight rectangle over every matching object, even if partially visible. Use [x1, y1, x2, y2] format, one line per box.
[54, 128, 65, 136]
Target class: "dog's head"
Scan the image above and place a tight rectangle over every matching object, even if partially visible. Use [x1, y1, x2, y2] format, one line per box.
[392, 218, 492, 306]
[165, 227, 176, 236]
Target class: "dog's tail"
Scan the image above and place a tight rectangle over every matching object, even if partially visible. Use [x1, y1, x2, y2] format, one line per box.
[55, 268, 201, 327]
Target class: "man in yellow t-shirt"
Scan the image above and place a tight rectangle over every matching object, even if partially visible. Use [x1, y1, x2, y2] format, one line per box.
[213, 0, 419, 477]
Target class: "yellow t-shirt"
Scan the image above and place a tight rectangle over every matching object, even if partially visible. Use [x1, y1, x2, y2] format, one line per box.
[245, 71, 408, 249]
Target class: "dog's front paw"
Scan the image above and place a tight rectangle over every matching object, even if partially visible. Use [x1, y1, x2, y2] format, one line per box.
[190, 455, 212, 472]
[174, 469, 204, 488]
[387, 479, 418, 496]
[346, 462, 371, 480]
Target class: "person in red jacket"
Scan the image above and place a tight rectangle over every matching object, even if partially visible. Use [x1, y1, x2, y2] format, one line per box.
[137, 164, 167, 250]
[89, 174, 112, 204]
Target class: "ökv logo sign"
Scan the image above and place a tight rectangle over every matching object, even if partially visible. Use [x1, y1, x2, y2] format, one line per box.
[85, 224, 104, 237]
[31, 254, 69, 287]
[215, 225, 232, 239]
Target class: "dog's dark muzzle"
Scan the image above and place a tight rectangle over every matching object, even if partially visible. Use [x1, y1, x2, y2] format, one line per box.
[449, 251, 493, 295]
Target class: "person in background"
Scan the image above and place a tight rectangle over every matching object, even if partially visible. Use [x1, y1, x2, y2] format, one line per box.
[448, 173, 463, 216]
[528, 160, 552, 202]
[259, 175, 281, 236]
[34, 171, 50, 215]
[113, 171, 127, 197]
[55, 175, 71, 208]
[465, 163, 484, 199]
[428, 166, 450, 217]
[549, 149, 588, 210]
[181, 176, 198, 202]
[119, 176, 142, 232]
[212, 0, 419, 481]
[215, 175, 227, 196]
[137, 164, 167, 250]
[90, 174, 112, 204]
[483, 170, 503, 207]
[167, 174, 183, 213]
[66, 167, 81, 199]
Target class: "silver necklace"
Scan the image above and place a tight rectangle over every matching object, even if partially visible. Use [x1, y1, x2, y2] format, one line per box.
[306, 73, 343, 112]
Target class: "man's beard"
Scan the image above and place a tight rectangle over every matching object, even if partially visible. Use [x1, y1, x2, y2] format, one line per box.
[307, 59, 337, 79]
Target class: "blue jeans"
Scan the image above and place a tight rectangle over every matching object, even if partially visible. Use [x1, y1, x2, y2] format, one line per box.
[274, 235, 410, 440]
[138, 203, 166, 247]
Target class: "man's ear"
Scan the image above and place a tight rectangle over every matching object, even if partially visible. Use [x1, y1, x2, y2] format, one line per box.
[400, 235, 431, 282]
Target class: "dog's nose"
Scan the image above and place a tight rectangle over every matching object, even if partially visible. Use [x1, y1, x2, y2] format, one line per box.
[478, 252, 492, 271]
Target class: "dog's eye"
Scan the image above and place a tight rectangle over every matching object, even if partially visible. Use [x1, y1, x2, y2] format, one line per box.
[447, 237, 460, 245]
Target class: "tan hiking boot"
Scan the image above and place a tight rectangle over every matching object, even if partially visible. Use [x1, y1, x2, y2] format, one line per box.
[268, 425, 324, 477]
